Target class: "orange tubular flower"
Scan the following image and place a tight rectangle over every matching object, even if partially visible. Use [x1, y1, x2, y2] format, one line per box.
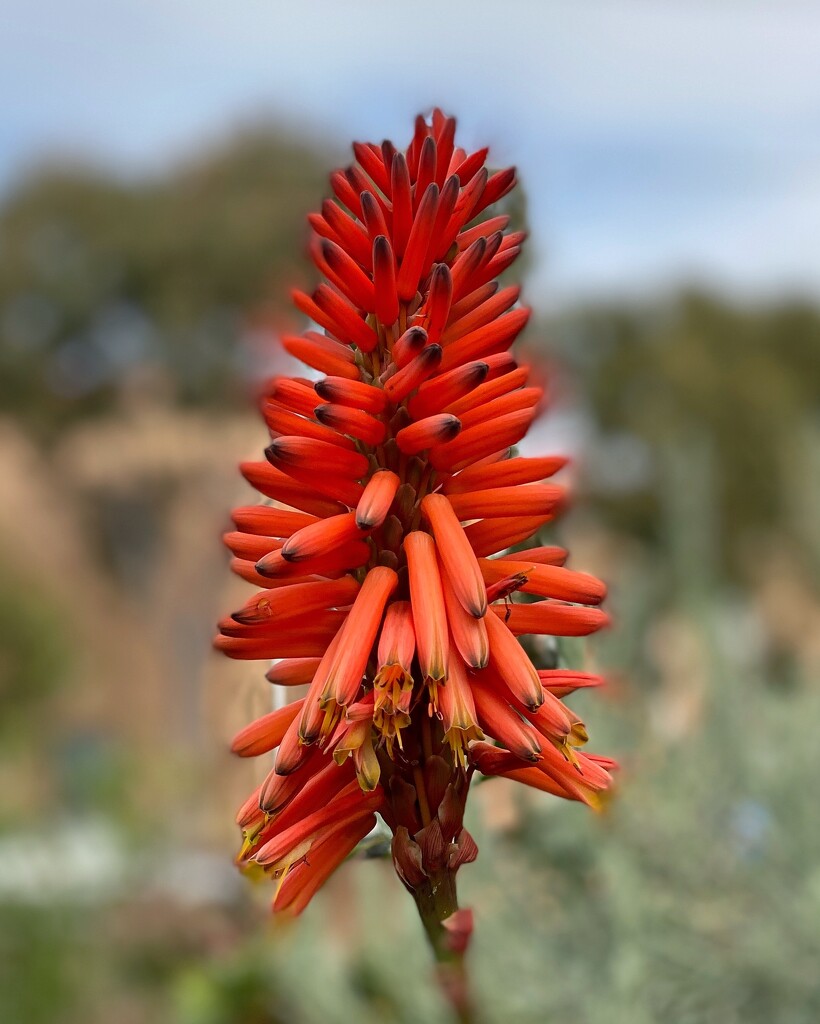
[372, 600, 416, 750]
[216, 109, 616, 1010]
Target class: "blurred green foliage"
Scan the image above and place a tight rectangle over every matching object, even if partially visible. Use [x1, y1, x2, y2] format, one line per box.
[0, 560, 72, 760]
[0, 130, 329, 438]
[553, 294, 820, 585]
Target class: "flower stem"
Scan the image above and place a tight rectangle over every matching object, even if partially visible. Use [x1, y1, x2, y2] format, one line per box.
[412, 870, 475, 1023]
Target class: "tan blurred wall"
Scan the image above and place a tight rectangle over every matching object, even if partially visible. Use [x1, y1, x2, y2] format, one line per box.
[0, 395, 275, 846]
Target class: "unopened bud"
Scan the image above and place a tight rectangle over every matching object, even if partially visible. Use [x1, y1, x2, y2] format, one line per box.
[442, 908, 474, 955]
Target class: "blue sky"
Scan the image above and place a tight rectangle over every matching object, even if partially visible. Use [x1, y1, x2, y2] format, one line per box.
[2, 0, 819, 307]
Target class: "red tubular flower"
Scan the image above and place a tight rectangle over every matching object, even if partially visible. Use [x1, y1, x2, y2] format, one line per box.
[216, 109, 616, 1006]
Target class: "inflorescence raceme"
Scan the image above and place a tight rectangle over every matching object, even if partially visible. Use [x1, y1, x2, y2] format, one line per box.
[217, 109, 616, 925]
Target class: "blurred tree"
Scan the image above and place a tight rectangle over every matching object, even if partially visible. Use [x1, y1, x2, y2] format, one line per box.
[550, 291, 820, 586]
[0, 128, 332, 440]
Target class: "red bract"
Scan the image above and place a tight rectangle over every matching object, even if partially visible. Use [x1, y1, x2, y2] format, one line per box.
[217, 108, 615, 995]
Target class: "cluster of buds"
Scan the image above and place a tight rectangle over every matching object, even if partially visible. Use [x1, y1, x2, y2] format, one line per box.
[217, 110, 615, 965]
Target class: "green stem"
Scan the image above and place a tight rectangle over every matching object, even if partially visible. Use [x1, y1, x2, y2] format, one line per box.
[412, 871, 475, 1024]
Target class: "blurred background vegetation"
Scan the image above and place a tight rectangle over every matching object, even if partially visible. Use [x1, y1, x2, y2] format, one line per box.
[1, 123, 819, 1024]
